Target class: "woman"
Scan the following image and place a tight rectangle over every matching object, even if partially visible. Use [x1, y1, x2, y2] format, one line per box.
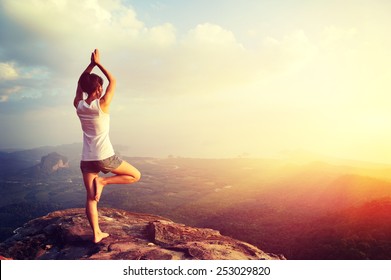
[74, 49, 141, 243]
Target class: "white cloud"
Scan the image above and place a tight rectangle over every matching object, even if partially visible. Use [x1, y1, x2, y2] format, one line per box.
[145, 23, 176, 47]
[0, 60, 51, 102]
[3, 0, 390, 162]
[0, 62, 19, 80]
[183, 23, 240, 48]
[1, 0, 320, 102]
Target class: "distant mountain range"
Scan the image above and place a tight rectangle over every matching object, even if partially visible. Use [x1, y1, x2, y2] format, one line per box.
[0, 144, 390, 259]
[0, 143, 81, 177]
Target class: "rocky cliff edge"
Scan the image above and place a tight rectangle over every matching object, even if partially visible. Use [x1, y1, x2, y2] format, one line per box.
[0, 208, 284, 260]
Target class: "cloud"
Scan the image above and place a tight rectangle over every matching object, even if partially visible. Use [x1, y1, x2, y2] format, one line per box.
[111, 24, 317, 99]
[183, 23, 239, 47]
[0, 0, 320, 151]
[0, 59, 51, 102]
[1, 0, 318, 101]
[0, 62, 19, 80]
[3, 0, 389, 162]
[0, 62, 23, 102]
[0, 86, 22, 103]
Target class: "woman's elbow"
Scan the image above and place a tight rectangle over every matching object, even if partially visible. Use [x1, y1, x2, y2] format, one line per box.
[109, 77, 116, 85]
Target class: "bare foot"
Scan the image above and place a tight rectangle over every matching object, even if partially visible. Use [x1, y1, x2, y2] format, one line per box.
[94, 177, 104, 202]
[94, 231, 109, 243]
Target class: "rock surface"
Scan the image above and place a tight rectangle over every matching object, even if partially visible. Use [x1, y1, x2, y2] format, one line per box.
[0, 208, 284, 260]
[22, 152, 70, 178]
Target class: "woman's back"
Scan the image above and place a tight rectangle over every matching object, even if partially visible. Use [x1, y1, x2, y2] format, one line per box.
[76, 99, 114, 161]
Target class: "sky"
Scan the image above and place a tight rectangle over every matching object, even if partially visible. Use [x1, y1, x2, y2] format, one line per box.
[0, 0, 391, 162]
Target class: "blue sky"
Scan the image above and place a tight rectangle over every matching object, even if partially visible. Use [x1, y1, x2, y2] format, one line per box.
[1, 0, 391, 162]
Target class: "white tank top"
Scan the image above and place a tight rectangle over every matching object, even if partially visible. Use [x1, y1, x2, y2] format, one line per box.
[76, 99, 115, 161]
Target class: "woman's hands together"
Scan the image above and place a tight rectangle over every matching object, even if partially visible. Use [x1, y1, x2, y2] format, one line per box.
[90, 49, 100, 65]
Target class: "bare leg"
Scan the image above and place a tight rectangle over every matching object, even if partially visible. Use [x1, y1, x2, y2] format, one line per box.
[82, 172, 110, 243]
[94, 160, 141, 202]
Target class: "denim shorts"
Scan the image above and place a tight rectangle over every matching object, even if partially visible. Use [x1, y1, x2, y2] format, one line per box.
[80, 154, 123, 174]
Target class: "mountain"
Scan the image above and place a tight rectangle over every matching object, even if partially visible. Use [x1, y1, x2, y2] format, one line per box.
[0, 144, 81, 178]
[0, 208, 284, 260]
[18, 152, 70, 178]
[38, 152, 68, 174]
[1, 144, 391, 259]
[291, 198, 391, 260]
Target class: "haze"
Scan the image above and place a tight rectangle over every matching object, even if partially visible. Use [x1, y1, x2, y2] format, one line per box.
[1, 0, 391, 163]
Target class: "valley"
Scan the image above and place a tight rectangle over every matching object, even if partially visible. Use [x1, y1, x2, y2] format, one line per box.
[1, 144, 391, 259]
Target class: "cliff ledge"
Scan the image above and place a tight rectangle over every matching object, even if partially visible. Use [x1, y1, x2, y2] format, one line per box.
[0, 208, 285, 260]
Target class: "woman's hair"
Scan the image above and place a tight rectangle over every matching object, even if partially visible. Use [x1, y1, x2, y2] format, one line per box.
[79, 72, 103, 94]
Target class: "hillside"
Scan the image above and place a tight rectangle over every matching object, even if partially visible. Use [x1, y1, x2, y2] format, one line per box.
[292, 198, 391, 259]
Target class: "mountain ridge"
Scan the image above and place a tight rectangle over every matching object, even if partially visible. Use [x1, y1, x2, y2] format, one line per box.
[0, 208, 284, 260]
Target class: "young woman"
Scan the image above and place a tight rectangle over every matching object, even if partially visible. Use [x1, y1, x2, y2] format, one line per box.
[74, 49, 141, 243]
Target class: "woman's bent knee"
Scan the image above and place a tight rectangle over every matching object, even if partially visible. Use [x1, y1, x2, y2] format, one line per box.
[133, 170, 141, 182]
[127, 171, 141, 184]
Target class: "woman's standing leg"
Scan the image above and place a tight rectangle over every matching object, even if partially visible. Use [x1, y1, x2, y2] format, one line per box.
[82, 172, 109, 243]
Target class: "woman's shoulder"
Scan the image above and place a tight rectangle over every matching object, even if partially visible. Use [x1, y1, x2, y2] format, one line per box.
[75, 99, 84, 109]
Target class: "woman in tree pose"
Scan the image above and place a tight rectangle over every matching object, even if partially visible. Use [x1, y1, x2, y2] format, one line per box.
[74, 49, 141, 243]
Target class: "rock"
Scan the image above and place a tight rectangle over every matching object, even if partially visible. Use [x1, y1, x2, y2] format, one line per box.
[22, 152, 70, 178]
[0, 208, 285, 260]
[40, 152, 69, 173]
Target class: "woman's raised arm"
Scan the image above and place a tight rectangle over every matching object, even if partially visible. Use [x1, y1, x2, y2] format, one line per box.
[92, 49, 116, 113]
[73, 52, 96, 108]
